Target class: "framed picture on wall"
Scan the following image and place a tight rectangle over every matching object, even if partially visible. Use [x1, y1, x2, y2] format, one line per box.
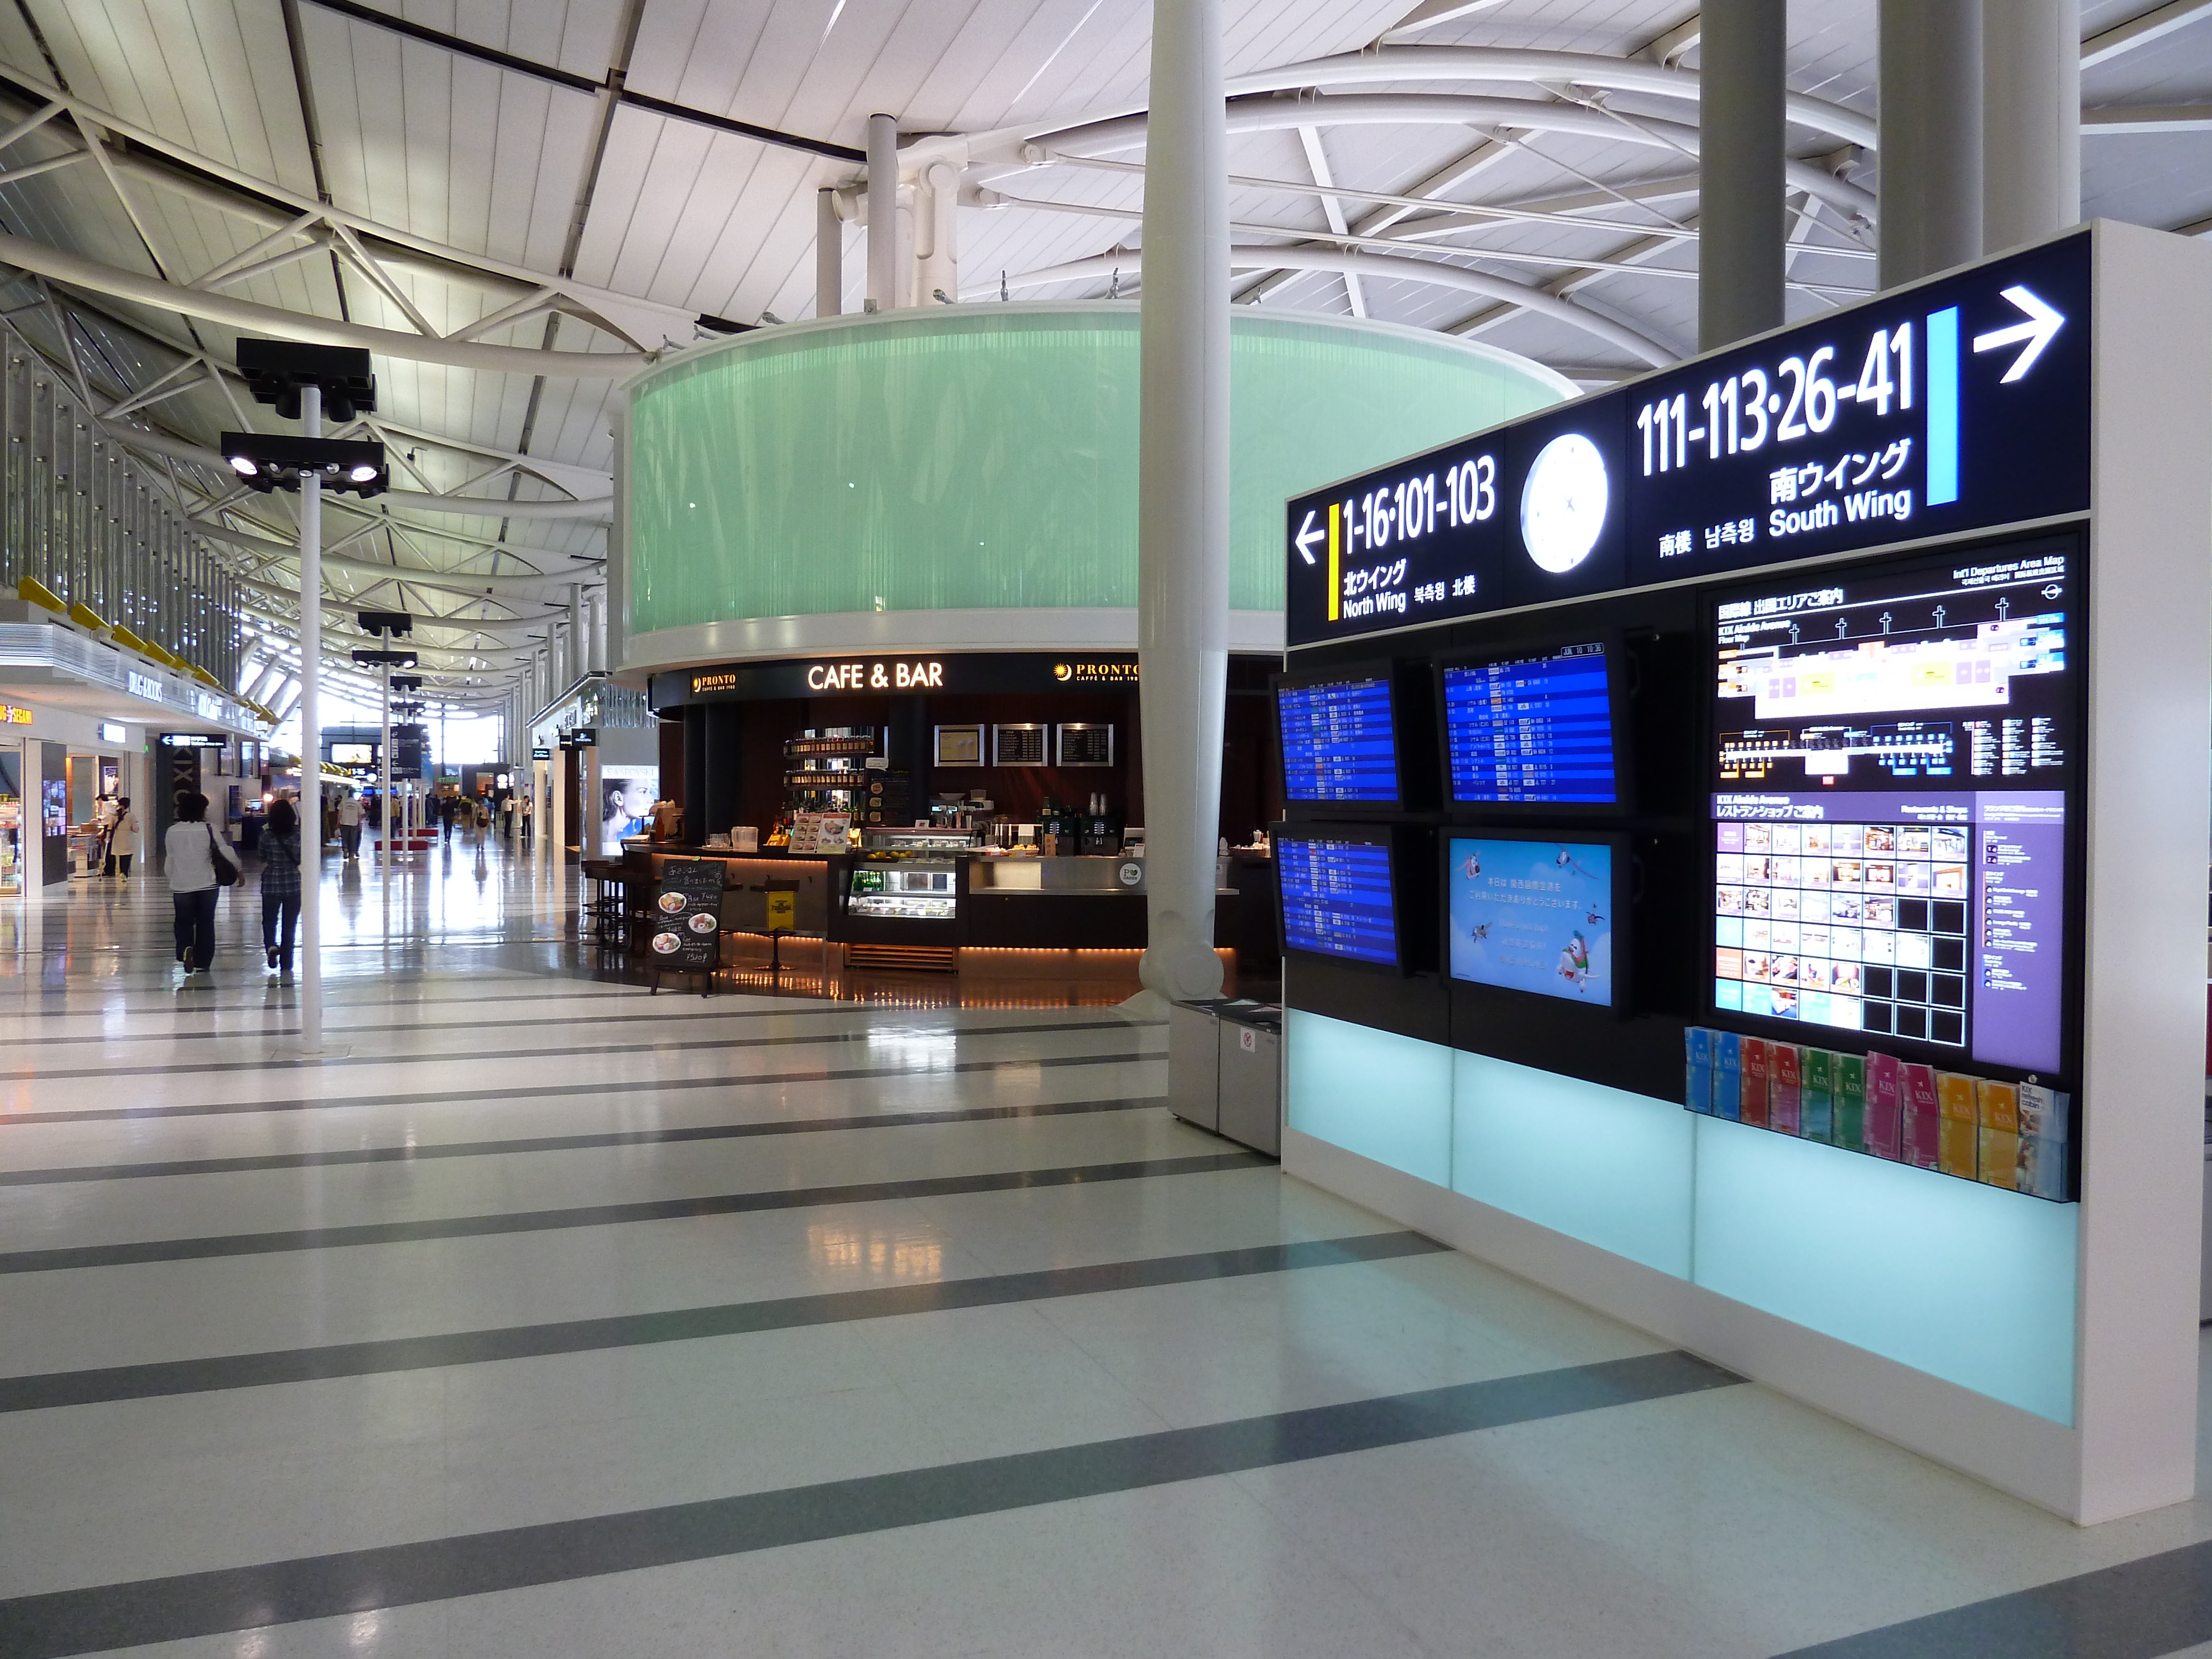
[934, 724, 984, 766]
[993, 723, 1047, 766]
[1056, 723, 1114, 767]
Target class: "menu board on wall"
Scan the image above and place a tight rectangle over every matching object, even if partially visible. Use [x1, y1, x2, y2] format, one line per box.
[649, 859, 724, 971]
[1057, 724, 1114, 767]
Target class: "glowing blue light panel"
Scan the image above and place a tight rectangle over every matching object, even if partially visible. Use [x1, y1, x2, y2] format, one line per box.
[1280, 836, 1397, 966]
[1278, 677, 1397, 802]
[1444, 643, 1618, 804]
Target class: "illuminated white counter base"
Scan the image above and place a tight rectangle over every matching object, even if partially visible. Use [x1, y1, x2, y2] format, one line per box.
[1285, 1011, 2080, 1503]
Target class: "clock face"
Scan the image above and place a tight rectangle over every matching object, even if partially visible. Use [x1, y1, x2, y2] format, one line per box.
[1520, 433, 1610, 575]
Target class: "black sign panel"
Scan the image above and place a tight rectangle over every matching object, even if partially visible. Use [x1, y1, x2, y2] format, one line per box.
[653, 651, 1142, 707]
[649, 859, 724, 970]
[1286, 231, 2092, 646]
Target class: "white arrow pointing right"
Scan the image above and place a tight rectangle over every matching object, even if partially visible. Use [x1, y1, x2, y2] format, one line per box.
[1294, 508, 1324, 565]
[1972, 285, 2065, 383]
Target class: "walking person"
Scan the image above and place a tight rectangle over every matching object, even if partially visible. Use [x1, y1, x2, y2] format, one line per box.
[164, 792, 237, 977]
[258, 797, 304, 977]
[336, 789, 362, 860]
[106, 797, 138, 879]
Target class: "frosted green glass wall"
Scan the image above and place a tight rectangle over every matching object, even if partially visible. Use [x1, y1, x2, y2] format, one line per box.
[626, 305, 1563, 636]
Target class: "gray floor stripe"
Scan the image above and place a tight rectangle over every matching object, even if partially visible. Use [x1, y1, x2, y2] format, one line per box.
[1769, 1536, 2212, 1658]
[0, 1046, 1162, 1128]
[0, 1349, 1738, 1658]
[0, 1151, 1267, 1274]
[0, 1015, 1149, 1081]
[0, 1231, 1441, 1412]
[0, 1000, 925, 1053]
[0, 1094, 1171, 1187]
[0, 986, 652, 1018]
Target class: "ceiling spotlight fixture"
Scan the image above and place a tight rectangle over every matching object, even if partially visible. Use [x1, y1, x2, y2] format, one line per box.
[216, 433, 389, 498]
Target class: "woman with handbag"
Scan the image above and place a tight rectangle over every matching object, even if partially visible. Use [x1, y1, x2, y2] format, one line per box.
[164, 791, 239, 977]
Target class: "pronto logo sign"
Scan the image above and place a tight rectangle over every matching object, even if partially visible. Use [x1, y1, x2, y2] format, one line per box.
[690, 671, 739, 696]
[1053, 661, 1140, 685]
[806, 659, 945, 691]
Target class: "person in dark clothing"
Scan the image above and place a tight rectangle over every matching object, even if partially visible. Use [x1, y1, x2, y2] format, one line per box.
[259, 797, 304, 975]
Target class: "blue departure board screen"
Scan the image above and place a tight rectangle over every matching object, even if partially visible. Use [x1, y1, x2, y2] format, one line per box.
[1279, 835, 1397, 966]
[1444, 643, 1619, 805]
[1278, 676, 1397, 803]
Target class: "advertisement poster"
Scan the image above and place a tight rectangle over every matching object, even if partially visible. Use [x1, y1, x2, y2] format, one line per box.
[1447, 836, 1614, 1006]
[600, 765, 658, 855]
[649, 858, 724, 971]
[788, 812, 851, 854]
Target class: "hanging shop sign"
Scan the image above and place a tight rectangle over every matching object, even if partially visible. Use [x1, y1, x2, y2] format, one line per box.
[657, 651, 1142, 707]
[1286, 231, 2092, 647]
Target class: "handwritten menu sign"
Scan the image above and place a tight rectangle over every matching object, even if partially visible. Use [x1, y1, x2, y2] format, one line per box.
[649, 859, 724, 971]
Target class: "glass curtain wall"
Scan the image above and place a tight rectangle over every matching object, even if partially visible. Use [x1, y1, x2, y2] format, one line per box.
[0, 334, 242, 685]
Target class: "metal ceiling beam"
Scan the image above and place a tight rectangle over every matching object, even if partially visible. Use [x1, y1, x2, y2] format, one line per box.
[1045, 94, 1876, 220]
[0, 230, 648, 377]
[2081, 104, 2212, 133]
[989, 246, 1675, 365]
[2080, 0, 2212, 66]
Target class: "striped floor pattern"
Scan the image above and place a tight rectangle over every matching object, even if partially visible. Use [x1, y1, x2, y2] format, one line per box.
[4, 847, 2211, 1659]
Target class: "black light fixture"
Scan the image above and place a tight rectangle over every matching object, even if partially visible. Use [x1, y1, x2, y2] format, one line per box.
[237, 341, 378, 422]
[352, 648, 418, 668]
[220, 432, 390, 497]
[390, 675, 424, 692]
[357, 611, 411, 637]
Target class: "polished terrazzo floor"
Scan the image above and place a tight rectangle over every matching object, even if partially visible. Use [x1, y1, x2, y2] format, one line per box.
[3, 842, 2212, 1658]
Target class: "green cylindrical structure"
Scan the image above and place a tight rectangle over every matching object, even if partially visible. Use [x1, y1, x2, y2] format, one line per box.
[621, 302, 1567, 661]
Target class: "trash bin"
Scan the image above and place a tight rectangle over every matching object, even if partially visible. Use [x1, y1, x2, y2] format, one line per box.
[1216, 1003, 1282, 1157]
[1168, 999, 1230, 1133]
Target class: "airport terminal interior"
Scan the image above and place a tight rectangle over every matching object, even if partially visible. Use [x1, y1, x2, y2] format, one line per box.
[8, 1, 2212, 1656]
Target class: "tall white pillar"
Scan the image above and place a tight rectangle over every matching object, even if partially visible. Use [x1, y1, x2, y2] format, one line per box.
[817, 188, 843, 319]
[1984, 0, 2080, 253]
[1879, 0, 1982, 288]
[587, 590, 606, 675]
[298, 385, 324, 1053]
[866, 113, 899, 312]
[1134, 0, 1230, 1007]
[567, 583, 585, 685]
[917, 162, 960, 305]
[1698, 0, 1786, 351]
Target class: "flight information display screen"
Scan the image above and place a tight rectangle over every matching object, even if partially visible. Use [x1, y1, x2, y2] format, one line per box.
[1442, 642, 1619, 805]
[1277, 675, 1397, 803]
[1277, 833, 1398, 967]
[1709, 546, 2075, 1072]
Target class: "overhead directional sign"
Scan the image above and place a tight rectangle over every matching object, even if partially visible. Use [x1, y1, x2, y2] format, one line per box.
[1286, 229, 2092, 646]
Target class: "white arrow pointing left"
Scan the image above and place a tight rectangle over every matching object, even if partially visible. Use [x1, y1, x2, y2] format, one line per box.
[1972, 285, 2065, 383]
[1294, 508, 1325, 565]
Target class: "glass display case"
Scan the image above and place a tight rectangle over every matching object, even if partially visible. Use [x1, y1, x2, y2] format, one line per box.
[848, 860, 959, 921]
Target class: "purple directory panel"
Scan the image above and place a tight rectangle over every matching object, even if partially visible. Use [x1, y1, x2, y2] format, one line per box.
[1710, 789, 2063, 1072]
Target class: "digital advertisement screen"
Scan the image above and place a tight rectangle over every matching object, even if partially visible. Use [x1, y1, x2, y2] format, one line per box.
[1447, 836, 1615, 1006]
[1710, 547, 2075, 1073]
[331, 743, 373, 766]
[1278, 833, 1398, 967]
[1277, 675, 1397, 804]
[1442, 642, 1618, 806]
[601, 765, 659, 855]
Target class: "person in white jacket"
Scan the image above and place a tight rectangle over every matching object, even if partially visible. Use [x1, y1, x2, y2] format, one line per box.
[105, 797, 139, 878]
[164, 792, 238, 976]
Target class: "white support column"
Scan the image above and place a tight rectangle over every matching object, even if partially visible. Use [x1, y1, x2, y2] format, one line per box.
[817, 188, 843, 319]
[917, 162, 960, 305]
[1984, 0, 2080, 254]
[1133, 0, 1230, 1009]
[298, 385, 324, 1054]
[567, 583, 585, 686]
[866, 113, 899, 313]
[1878, 0, 1982, 289]
[587, 590, 606, 675]
[1698, 0, 1786, 350]
[379, 656, 393, 931]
